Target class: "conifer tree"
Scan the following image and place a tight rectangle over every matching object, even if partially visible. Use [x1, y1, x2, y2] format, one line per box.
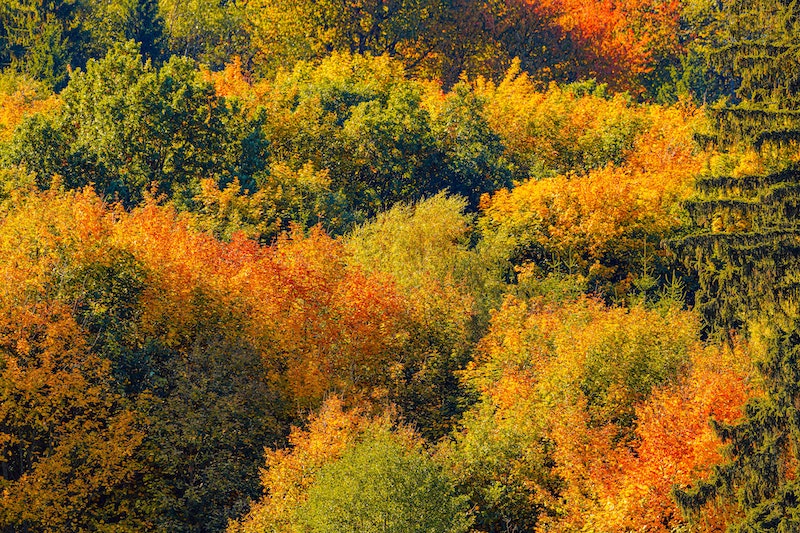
[673, 1, 800, 530]
[0, 0, 93, 88]
[127, 0, 165, 63]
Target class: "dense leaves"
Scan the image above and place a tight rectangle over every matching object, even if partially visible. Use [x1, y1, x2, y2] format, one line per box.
[0, 2, 779, 532]
[450, 292, 754, 532]
[6, 42, 264, 207]
[301, 432, 471, 533]
[669, 1, 800, 530]
[479, 87, 703, 298]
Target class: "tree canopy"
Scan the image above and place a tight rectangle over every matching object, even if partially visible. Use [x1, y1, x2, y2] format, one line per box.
[0, 1, 786, 532]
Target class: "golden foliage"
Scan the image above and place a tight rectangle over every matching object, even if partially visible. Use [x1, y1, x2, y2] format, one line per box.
[461, 294, 754, 532]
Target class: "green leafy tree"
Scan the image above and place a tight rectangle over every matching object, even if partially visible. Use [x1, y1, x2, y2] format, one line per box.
[0, 0, 163, 88]
[673, 1, 800, 530]
[6, 41, 267, 207]
[345, 193, 510, 438]
[431, 83, 511, 207]
[440, 398, 560, 533]
[262, 53, 510, 219]
[300, 432, 472, 533]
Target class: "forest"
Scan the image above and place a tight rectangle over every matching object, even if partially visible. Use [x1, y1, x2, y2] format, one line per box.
[1, 0, 799, 532]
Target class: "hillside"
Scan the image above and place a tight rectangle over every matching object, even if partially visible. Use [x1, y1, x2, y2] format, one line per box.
[1, 1, 797, 532]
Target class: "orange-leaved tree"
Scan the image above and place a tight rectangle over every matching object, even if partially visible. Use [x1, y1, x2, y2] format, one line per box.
[478, 87, 704, 298]
[452, 290, 753, 532]
[0, 186, 444, 531]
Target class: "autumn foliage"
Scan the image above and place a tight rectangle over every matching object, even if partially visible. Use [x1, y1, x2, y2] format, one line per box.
[457, 294, 755, 532]
[0, 3, 763, 531]
[0, 187, 472, 530]
[478, 78, 704, 295]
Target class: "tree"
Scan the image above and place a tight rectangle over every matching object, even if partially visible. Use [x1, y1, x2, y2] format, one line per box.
[0, 72, 59, 142]
[430, 83, 511, 207]
[673, 1, 800, 530]
[0, 188, 287, 532]
[228, 399, 471, 533]
[6, 41, 267, 207]
[346, 193, 506, 438]
[244, 0, 447, 77]
[159, 0, 249, 68]
[0, 303, 147, 532]
[189, 163, 346, 244]
[429, 0, 571, 87]
[300, 431, 472, 533]
[0, 0, 93, 88]
[253, 53, 509, 219]
[449, 293, 710, 532]
[229, 398, 371, 533]
[0, 189, 148, 532]
[478, 86, 703, 299]
[127, 0, 166, 62]
[595, 340, 753, 533]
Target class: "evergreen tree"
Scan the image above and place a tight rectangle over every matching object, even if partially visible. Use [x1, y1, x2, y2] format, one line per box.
[0, 0, 93, 89]
[673, 1, 800, 530]
[127, 0, 165, 63]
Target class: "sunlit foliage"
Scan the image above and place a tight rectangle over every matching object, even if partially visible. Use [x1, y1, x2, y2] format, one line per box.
[0, 3, 775, 532]
[479, 90, 703, 297]
[450, 293, 754, 532]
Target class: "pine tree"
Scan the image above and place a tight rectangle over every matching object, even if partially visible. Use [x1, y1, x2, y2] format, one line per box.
[673, 1, 800, 530]
[702, 0, 800, 148]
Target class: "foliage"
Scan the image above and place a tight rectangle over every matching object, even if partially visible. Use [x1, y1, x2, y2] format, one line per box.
[249, 52, 510, 218]
[453, 293, 752, 532]
[0, 0, 167, 88]
[694, 0, 800, 152]
[244, 0, 447, 78]
[159, 0, 247, 68]
[5, 41, 266, 207]
[0, 188, 284, 532]
[0, 0, 93, 88]
[243, 0, 682, 91]
[346, 193, 509, 438]
[229, 398, 370, 533]
[556, 0, 684, 92]
[672, 2, 800, 530]
[587, 340, 752, 532]
[0, 187, 467, 531]
[0, 303, 146, 532]
[230, 398, 456, 533]
[479, 98, 703, 298]
[0, 6, 777, 533]
[439, 380, 561, 533]
[0, 72, 59, 142]
[189, 162, 347, 244]
[476, 70, 650, 180]
[301, 431, 471, 533]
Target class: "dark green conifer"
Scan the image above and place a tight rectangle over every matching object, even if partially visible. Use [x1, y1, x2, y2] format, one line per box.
[127, 0, 165, 63]
[0, 0, 93, 89]
[673, 1, 800, 530]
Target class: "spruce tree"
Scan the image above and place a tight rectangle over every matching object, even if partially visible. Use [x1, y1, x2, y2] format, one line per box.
[673, 1, 800, 530]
